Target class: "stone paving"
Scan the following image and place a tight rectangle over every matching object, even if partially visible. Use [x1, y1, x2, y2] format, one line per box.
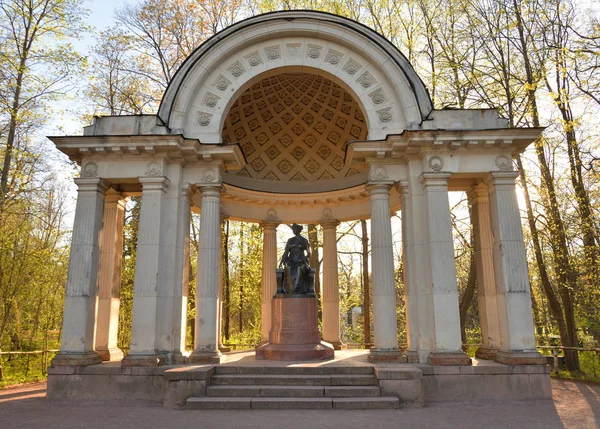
[0, 378, 598, 429]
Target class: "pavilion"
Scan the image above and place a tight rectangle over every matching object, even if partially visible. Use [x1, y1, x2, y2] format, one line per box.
[47, 11, 549, 405]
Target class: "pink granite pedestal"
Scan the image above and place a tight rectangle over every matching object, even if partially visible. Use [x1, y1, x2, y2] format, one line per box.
[256, 296, 334, 361]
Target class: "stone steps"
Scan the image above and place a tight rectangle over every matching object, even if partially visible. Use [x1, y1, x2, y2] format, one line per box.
[187, 396, 400, 410]
[209, 374, 378, 386]
[185, 365, 400, 410]
[213, 365, 375, 375]
[207, 385, 382, 397]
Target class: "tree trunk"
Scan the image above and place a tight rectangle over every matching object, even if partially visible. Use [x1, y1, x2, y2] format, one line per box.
[513, 0, 579, 370]
[459, 243, 476, 346]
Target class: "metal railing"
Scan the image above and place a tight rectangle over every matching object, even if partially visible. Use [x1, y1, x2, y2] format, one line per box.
[0, 349, 59, 380]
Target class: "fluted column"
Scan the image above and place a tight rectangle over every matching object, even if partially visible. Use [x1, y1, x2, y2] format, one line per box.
[399, 182, 419, 362]
[123, 176, 169, 366]
[321, 220, 344, 349]
[260, 221, 279, 342]
[191, 185, 225, 363]
[485, 172, 545, 365]
[172, 184, 191, 360]
[421, 173, 470, 365]
[95, 189, 126, 361]
[53, 178, 108, 366]
[368, 183, 401, 361]
[468, 184, 501, 360]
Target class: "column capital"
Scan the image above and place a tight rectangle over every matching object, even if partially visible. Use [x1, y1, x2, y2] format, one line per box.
[74, 177, 109, 193]
[320, 219, 339, 229]
[196, 183, 225, 195]
[260, 220, 279, 230]
[366, 182, 394, 195]
[397, 180, 410, 195]
[104, 188, 127, 207]
[466, 183, 488, 203]
[484, 171, 520, 187]
[420, 172, 451, 188]
[139, 176, 170, 192]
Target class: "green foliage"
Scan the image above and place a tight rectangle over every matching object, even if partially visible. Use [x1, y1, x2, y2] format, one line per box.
[117, 198, 140, 351]
[222, 221, 263, 347]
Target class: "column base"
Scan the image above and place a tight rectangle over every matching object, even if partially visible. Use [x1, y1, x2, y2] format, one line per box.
[218, 345, 231, 353]
[256, 342, 335, 361]
[96, 347, 124, 362]
[475, 347, 499, 361]
[427, 351, 471, 366]
[405, 350, 419, 363]
[326, 341, 347, 351]
[368, 349, 407, 363]
[188, 351, 226, 364]
[171, 351, 191, 364]
[121, 353, 165, 367]
[494, 350, 547, 365]
[51, 352, 102, 367]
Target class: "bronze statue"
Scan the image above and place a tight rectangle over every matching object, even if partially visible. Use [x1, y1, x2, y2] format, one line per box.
[277, 223, 315, 295]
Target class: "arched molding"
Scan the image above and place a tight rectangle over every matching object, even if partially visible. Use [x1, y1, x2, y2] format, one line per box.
[158, 11, 433, 142]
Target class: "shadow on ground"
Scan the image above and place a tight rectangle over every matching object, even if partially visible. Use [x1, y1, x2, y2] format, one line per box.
[0, 379, 598, 429]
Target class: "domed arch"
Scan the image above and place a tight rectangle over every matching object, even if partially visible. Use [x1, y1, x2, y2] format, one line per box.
[158, 10, 433, 142]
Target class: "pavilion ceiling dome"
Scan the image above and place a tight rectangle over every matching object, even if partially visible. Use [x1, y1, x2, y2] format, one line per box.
[157, 10, 434, 142]
[222, 73, 368, 182]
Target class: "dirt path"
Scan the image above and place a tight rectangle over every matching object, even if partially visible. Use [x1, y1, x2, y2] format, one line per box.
[0, 379, 598, 429]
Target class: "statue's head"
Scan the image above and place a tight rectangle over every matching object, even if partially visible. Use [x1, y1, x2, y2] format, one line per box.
[291, 223, 303, 234]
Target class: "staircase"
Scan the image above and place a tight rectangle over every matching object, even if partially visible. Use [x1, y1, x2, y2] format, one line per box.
[186, 365, 400, 410]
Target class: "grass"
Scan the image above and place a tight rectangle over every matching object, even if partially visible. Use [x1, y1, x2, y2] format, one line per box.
[549, 350, 600, 384]
[0, 352, 56, 389]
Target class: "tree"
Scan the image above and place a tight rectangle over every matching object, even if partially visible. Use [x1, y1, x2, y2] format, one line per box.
[0, 0, 87, 211]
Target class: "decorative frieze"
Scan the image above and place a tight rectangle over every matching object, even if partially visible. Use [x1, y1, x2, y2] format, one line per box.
[227, 61, 245, 78]
[145, 161, 162, 176]
[369, 88, 386, 104]
[265, 208, 278, 222]
[201, 168, 219, 183]
[325, 49, 343, 65]
[357, 71, 376, 88]
[213, 75, 231, 91]
[245, 51, 263, 67]
[197, 112, 212, 127]
[307, 44, 322, 59]
[203, 92, 220, 107]
[264, 45, 281, 60]
[495, 154, 513, 171]
[369, 165, 389, 181]
[286, 43, 301, 57]
[428, 155, 444, 172]
[81, 162, 97, 178]
[343, 59, 362, 75]
[377, 107, 392, 123]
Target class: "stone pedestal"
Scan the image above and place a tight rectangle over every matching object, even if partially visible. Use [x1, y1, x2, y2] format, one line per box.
[256, 296, 334, 361]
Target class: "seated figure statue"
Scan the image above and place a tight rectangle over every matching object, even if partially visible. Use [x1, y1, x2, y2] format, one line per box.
[277, 223, 315, 295]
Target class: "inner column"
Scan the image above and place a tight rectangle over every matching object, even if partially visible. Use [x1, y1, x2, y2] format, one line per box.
[191, 184, 225, 363]
[321, 220, 344, 349]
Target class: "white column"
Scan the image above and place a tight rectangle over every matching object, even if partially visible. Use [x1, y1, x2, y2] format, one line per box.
[399, 182, 419, 362]
[191, 185, 224, 362]
[260, 221, 279, 342]
[421, 173, 469, 365]
[485, 172, 544, 364]
[124, 176, 169, 366]
[171, 184, 191, 360]
[468, 184, 501, 360]
[368, 183, 400, 355]
[95, 189, 125, 361]
[321, 220, 343, 349]
[53, 178, 108, 366]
